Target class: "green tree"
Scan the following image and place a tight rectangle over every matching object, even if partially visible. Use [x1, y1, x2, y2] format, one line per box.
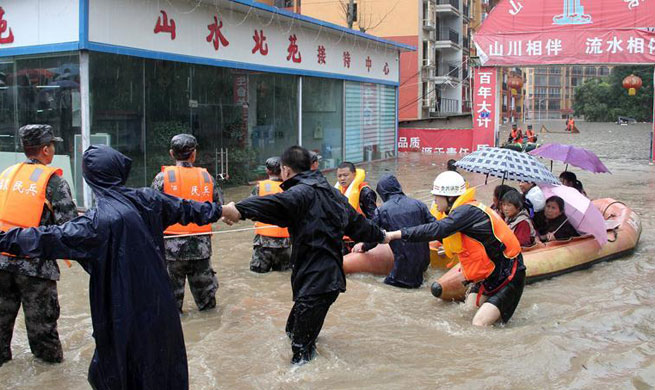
[573, 66, 653, 122]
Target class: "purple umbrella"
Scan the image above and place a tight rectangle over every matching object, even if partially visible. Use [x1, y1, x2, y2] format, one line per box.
[529, 143, 611, 173]
[539, 184, 608, 247]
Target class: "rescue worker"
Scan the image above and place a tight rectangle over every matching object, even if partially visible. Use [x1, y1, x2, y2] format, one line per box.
[566, 116, 576, 132]
[309, 151, 321, 171]
[151, 134, 220, 313]
[508, 124, 523, 143]
[0, 124, 78, 366]
[352, 174, 436, 288]
[221, 146, 386, 365]
[336, 161, 377, 254]
[0, 145, 236, 389]
[249, 157, 291, 273]
[384, 171, 526, 326]
[447, 159, 458, 172]
[335, 162, 377, 219]
[525, 124, 537, 143]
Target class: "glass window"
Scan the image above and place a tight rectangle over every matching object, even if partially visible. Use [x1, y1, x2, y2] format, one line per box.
[3, 54, 81, 202]
[302, 77, 343, 170]
[90, 53, 299, 187]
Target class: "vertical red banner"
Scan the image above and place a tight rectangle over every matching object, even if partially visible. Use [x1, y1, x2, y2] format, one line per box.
[472, 66, 497, 151]
[233, 73, 248, 147]
[652, 66, 655, 162]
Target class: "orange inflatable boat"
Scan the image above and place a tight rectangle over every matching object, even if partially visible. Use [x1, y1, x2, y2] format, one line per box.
[431, 198, 642, 301]
[343, 243, 394, 275]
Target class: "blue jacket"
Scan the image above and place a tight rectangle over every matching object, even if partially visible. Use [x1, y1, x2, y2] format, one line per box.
[0, 145, 222, 390]
[366, 174, 436, 288]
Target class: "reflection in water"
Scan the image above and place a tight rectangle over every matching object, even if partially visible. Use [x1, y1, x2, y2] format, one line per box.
[2, 121, 655, 389]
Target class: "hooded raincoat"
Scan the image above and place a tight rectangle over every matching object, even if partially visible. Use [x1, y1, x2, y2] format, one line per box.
[363, 175, 436, 288]
[0, 145, 222, 390]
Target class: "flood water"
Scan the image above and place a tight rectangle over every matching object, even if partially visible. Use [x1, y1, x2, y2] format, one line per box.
[2, 120, 655, 389]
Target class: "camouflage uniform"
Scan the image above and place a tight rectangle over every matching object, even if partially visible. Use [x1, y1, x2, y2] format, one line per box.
[249, 184, 292, 273]
[0, 159, 77, 365]
[152, 162, 221, 313]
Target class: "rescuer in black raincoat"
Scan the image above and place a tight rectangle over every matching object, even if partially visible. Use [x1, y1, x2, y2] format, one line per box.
[353, 174, 436, 288]
[223, 146, 386, 365]
[0, 145, 228, 390]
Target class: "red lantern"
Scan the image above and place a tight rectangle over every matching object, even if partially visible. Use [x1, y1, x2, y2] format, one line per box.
[622, 74, 642, 96]
[507, 76, 523, 96]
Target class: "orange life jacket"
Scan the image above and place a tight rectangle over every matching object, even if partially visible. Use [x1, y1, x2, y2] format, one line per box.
[526, 129, 536, 142]
[0, 163, 62, 232]
[162, 165, 213, 235]
[340, 181, 370, 215]
[456, 201, 521, 283]
[510, 129, 522, 143]
[254, 180, 290, 238]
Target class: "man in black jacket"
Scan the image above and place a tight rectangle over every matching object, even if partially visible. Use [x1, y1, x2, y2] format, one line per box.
[352, 174, 436, 288]
[222, 146, 386, 365]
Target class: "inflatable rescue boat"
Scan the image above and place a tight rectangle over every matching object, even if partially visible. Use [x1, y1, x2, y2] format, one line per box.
[432, 198, 641, 301]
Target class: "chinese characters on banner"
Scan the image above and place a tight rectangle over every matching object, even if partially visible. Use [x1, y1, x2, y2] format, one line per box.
[252, 30, 268, 55]
[397, 128, 473, 154]
[206, 15, 230, 51]
[472, 67, 497, 151]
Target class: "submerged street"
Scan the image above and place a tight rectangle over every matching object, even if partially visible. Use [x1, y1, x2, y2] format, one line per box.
[2, 120, 655, 390]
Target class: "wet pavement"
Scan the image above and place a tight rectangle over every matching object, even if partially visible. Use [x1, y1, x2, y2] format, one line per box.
[2, 120, 655, 390]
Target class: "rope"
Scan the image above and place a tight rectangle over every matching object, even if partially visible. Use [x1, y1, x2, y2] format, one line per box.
[163, 225, 281, 239]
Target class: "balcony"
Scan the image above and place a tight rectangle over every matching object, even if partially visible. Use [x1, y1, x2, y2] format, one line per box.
[430, 62, 460, 84]
[434, 28, 460, 50]
[436, 0, 460, 16]
[429, 97, 460, 116]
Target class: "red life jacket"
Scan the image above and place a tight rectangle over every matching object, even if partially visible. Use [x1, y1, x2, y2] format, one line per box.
[162, 165, 213, 235]
[254, 179, 290, 238]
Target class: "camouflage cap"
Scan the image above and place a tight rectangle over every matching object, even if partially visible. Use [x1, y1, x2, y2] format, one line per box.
[265, 156, 281, 175]
[19, 124, 63, 147]
[170, 134, 197, 156]
[309, 150, 321, 163]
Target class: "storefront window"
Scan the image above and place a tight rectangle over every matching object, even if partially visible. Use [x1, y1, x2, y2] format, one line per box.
[0, 53, 81, 202]
[90, 53, 299, 187]
[302, 77, 343, 170]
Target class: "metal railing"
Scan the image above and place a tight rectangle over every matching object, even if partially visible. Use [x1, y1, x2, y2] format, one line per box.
[438, 0, 459, 8]
[438, 28, 459, 44]
[430, 97, 460, 115]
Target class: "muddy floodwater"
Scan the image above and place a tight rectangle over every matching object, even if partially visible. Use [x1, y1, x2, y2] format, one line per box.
[2, 120, 655, 389]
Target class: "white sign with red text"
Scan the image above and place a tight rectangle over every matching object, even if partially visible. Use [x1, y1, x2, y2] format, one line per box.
[88, 0, 399, 83]
[0, 0, 78, 49]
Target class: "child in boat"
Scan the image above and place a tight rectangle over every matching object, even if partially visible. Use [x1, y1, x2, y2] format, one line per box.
[491, 184, 515, 219]
[559, 171, 587, 196]
[384, 171, 525, 326]
[501, 190, 536, 247]
[535, 196, 580, 242]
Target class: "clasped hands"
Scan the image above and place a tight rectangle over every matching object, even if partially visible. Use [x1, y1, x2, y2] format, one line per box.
[350, 230, 400, 253]
[220, 202, 241, 226]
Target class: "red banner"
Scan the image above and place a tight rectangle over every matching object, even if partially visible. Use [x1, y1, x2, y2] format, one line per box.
[398, 128, 473, 154]
[475, 0, 655, 66]
[472, 67, 497, 151]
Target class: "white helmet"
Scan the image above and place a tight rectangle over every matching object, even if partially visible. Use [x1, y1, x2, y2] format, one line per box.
[431, 171, 467, 196]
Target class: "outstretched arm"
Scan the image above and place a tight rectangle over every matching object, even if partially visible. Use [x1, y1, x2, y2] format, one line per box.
[0, 214, 101, 261]
[234, 189, 306, 228]
[156, 190, 223, 228]
[345, 205, 385, 244]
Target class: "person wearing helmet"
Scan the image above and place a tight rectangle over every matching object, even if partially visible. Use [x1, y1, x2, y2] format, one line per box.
[384, 171, 526, 326]
[249, 157, 291, 273]
[508, 123, 523, 143]
[151, 134, 221, 313]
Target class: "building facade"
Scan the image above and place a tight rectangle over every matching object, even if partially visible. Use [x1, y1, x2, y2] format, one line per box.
[301, 0, 470, 121]
[523, 65, 611, 120]
[0, 0, 410, 208]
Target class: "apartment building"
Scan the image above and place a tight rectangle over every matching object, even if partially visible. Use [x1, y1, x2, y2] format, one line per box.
[524, 66, 611, 120]
[300, 0, 471, 121]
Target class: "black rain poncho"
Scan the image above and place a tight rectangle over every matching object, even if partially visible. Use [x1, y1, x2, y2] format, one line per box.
[235, 170, 385, 300]
[364, 174, 436, 288]
[0, 145, 222, 390]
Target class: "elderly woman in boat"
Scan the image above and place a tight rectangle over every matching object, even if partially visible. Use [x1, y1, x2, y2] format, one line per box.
[535, 196, 580, 242]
